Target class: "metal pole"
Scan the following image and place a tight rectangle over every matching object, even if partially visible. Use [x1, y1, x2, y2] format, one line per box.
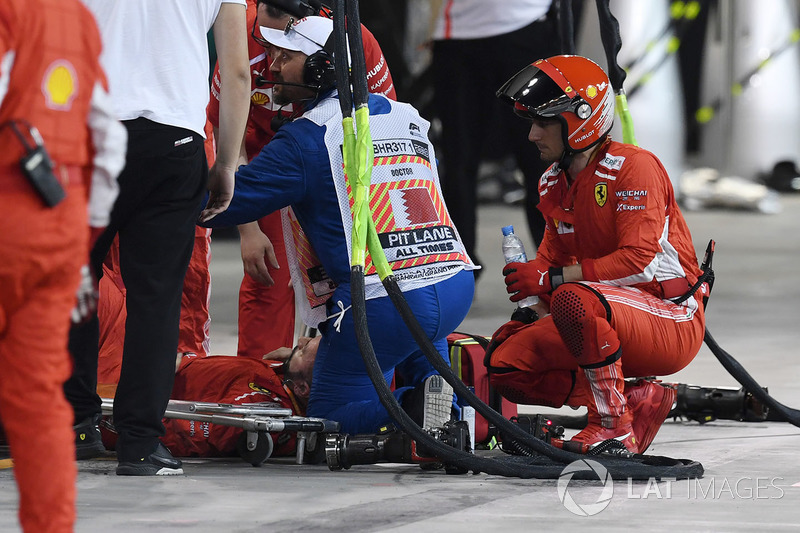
[719, 0, 735, 174]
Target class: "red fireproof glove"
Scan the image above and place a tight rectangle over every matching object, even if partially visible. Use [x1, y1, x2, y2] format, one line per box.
[503, 259, 564, 302]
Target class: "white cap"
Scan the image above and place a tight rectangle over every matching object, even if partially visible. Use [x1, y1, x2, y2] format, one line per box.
[259, 17, 333, 57]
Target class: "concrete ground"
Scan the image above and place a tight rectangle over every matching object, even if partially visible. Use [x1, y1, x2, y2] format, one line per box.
[2, 196, 800, 532]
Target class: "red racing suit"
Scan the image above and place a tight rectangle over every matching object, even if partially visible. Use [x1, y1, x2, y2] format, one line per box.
[489, 139, 707, 409]
[206, 0, 396, 358]
[0, 1, 124, 531]
[162, 355, 298, 458]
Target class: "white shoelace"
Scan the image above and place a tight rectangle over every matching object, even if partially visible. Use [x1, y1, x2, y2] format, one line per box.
[325, 300, 352, 333]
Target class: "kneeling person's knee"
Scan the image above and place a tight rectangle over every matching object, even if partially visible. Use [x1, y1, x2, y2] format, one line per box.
[550, 284, 620, 367]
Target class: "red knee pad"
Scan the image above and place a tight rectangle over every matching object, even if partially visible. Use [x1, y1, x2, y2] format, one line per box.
[550, 283, 621, 367]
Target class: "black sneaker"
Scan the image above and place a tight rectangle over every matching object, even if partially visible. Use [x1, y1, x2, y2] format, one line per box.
[74, 414, 106, 460]
[116, 442, 184, 476]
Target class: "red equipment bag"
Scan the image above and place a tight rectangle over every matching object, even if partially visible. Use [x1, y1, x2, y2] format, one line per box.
[448, 332, 517, 445]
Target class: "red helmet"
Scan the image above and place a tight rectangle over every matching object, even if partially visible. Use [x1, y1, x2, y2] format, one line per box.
[497, 55, 615, 153]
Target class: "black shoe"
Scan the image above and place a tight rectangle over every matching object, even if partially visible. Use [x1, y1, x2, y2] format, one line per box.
[116, 442, 184, 476]
[74, 414, 106, 460]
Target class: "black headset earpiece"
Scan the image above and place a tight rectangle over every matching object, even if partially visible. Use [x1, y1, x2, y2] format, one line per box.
[260, 0, 326, 18]
[303, 30, 336, 92]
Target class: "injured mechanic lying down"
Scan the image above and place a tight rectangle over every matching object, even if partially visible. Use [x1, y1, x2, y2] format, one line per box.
[487, 55, 710, 454]
[265, 337, 320, 414]
[200, 17, 477, 434]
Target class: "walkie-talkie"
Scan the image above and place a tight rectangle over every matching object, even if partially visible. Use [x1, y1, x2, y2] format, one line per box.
[3, 120, 65, 207]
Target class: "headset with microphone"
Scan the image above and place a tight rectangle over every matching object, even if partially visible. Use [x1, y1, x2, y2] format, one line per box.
[255, 29, 337, 131]
[258, 29, 336, 90]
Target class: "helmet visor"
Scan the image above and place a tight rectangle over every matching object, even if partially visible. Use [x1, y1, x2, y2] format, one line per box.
[497, 64, 574, 119]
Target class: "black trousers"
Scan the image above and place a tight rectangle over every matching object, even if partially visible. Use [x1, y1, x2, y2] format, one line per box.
[64, 118, 207, 460]
[432, 16, 561, 262]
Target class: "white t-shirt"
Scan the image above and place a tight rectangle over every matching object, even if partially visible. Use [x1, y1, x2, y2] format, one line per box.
[432, 0, 552, 41]
[82, 0, 246, 137]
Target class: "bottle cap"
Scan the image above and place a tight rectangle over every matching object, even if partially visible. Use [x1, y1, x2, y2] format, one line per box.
[501, 225, 514, 236]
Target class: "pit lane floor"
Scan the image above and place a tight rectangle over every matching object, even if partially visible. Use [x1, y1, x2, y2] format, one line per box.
[2, 197, 799, 532]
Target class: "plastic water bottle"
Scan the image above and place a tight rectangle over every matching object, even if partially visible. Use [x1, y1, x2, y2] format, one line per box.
[501, 225, 539, 308]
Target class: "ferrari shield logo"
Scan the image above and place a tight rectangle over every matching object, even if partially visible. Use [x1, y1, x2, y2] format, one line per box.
[594, 183, 608, 207]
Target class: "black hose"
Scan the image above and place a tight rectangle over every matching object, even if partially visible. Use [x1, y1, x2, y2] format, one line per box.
[704, 328, 800, 427]
[594, 0, 627, 92]
[352, 270, 702, 479]
[333, 0, 351, 115]
[558, 0, 576, 54]
[344, 0, 368, 109]
[380, 275, 703, 479]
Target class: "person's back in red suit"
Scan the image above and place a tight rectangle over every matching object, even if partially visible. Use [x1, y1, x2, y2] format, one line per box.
[0, 0, 125, 530]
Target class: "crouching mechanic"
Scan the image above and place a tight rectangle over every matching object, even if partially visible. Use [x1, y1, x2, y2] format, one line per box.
[200, 17, 476, 434]
[489, 55, 708, 453]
